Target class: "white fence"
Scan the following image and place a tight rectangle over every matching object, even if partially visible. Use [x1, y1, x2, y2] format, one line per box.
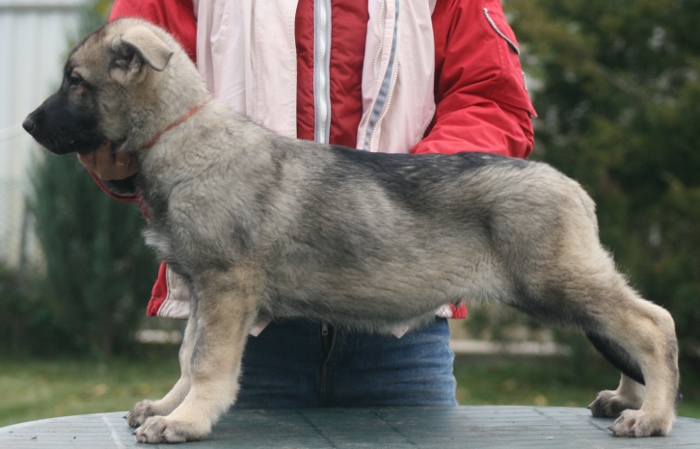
[0, 0, 82, 267]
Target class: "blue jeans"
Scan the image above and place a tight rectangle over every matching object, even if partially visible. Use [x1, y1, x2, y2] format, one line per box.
[233, 318, 457, 408]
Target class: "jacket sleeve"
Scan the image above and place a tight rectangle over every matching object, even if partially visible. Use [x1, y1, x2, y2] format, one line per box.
[92, 0, 197, 201]
[110, 0, 197, 60]
[411, 0, 536, 158]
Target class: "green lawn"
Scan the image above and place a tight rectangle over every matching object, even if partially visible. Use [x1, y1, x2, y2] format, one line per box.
[0, 357, 180, 427]
[455, 356, 612, 408]
[454, 355, 700, 419]
[1, 355, 698, 428]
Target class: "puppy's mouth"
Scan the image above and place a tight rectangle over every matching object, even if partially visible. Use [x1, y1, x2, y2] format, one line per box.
[35, 134, 123, 156]
[44, 134, 108, 155]
[23, 110, 107, 155]
[74, 137, 115, 155]
[26, 127, 108, 156]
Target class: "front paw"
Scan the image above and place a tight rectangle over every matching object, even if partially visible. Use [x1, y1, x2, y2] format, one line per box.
[588, 390, 638, 418]
[135, 416, 209, 444]
[126, 400, 161, 428]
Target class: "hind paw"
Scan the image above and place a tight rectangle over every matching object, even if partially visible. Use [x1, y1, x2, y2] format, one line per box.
[608, 409, 673, 437]
[589, 390, 640, 418]
[126, 400, 162, 428]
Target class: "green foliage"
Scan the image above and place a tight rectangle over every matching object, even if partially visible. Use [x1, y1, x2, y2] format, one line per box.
[0, 266, 50, 355]
[28, 155, 156, 356]
[0, 266, 29, 353]
[24, 0, 157, 357]
[506, 0, 700, 357]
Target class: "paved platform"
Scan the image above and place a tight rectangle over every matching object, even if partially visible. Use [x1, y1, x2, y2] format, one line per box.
[1, 406, 699, 448]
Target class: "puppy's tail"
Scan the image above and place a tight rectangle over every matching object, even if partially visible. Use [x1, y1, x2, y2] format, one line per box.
[586, 332, 645, 385]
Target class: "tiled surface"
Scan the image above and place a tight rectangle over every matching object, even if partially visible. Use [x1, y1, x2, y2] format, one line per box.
[1, 406, 699, 448]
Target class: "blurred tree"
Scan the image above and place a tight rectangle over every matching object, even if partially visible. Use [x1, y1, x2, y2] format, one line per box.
[507, 0, 700, 359]
[27, 0, 157, 357]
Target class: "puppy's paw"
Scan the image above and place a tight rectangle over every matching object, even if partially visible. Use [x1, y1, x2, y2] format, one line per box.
[588, 390, 638, 418]
[134, 416, 210, 444]
[608, 409, 673, 437]
[126, 400, 161, 428]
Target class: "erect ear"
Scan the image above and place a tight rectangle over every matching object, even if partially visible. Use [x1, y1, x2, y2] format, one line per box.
[110, 25, 174, 82]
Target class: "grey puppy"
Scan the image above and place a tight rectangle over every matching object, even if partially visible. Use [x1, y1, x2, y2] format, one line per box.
[23, 18, 679, 443]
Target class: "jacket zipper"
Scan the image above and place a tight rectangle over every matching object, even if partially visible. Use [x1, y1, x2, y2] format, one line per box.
[363, 0, 401, 151]
[372, 0, 387, 81]
[314, 0, 332, 144]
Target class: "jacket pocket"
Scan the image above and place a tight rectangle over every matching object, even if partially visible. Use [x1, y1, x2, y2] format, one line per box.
[483, 6, 520, 55]
[482, 0, 536, 117]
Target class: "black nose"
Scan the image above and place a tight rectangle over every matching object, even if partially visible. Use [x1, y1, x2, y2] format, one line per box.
[22, 116, 35, 134]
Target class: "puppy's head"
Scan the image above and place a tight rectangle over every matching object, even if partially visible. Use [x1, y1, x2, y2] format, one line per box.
[23, 19, 178, 155]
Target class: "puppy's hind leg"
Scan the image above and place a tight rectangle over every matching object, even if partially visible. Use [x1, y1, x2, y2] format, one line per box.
[501, 180, 678, 436]
[586, 332, 645, 419]
[127, 316, 197, 428]
[588, 373, 645, 419]
[581, 278, 679, 437]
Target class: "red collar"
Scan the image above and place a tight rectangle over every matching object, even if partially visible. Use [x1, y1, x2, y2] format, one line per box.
[143, 102, 208, 150]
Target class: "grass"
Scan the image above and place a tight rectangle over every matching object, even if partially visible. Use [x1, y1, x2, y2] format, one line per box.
[454, 354, 700, 419]
[0, 356, 180, 427]
[455, 355, 614, 408]
[1, 354, 698, 428]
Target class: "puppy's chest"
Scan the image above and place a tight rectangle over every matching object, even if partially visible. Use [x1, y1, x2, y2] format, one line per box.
[137, 176, 169, 224]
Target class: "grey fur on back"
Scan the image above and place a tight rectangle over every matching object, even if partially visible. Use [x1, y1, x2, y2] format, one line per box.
[139, 102, 594, 334]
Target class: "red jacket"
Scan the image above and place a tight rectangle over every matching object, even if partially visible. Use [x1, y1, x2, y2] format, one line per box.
[110, 0, 534, 156]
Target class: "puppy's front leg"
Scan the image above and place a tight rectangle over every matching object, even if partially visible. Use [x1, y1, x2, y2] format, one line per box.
[135, 273, 259, 443]
[127, 316, 197, 427]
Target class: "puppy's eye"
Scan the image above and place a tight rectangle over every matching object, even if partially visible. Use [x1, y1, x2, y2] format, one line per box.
[69, 74, 84, 87]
